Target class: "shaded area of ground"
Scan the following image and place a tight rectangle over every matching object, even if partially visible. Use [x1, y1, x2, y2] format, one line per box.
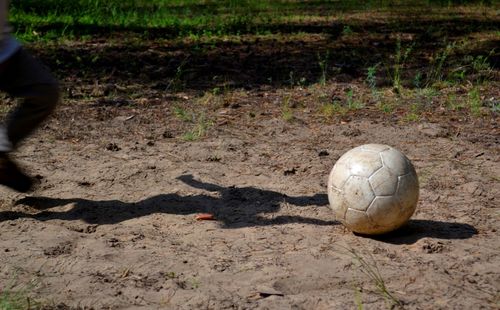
[2, 176, 331, 228]
[28, 15, 499, 94]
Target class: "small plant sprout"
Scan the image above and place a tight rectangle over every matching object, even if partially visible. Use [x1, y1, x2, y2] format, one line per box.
[489, 100, 499, 113]
[468, 87, 483, 117]
[167, 57, 189, 92]
[318, 51, 330, 86]
[321, 99, 344, 117]
[183, 112, 213, 141]
[394, 37, 414, 94]
[281, 95, 294, 122]
[340, 246, 403, 309]
[289, 71, 295, 87]
[342, 25, 353, 36]
[0, 275, 39, 309]
[426, 42, 455, 87]
[446, 94, 463, 111]
[377, 102, 394, 113]
[388, 36, 415, 94]
[346, 89, 364, 110]
[366, 63, 382, 103]
[173, 106, 193, 122]
[413, 71, 422, 89]
[366, 64, 378, 90]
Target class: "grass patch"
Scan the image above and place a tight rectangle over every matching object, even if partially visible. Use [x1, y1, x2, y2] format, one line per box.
[182, 112, 213, 141]
[10, 0, 498, 42]
[319, 88, 365, 118]
[340, 246, 403, 309]
[377, 101, 395, 114]
[390, 37, 414, 94]
[6, 0, 498, 120]
[0, 277, 39, 310]
[468, 87, 483, 116]
[281, 95, 295, 122]
[173, 106, 193, 122]
[320, 100, 346, 117]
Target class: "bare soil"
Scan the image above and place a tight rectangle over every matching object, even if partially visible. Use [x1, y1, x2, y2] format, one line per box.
[0, 86, 498, 309]
[1, 10, 499, 309]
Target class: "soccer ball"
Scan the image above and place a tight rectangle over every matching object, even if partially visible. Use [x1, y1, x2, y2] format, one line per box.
[327, 144, 419, 235]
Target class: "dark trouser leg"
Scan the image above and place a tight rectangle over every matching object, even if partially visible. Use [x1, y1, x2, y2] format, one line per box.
[0, 48, 59, 192]
[0, 48, 59, 150]
[6, 83, 59, 147]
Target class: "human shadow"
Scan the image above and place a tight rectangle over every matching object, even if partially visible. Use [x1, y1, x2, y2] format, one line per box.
[361, 219, 478, 244]
[0, 174, 335, 228]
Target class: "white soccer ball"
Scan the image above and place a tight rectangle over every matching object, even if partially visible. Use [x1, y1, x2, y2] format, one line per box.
[327, 144, 419, 235]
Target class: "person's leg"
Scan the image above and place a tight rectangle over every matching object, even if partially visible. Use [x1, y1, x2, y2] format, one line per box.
[0, 48, 60, 192]
[1, 49, 59, 147]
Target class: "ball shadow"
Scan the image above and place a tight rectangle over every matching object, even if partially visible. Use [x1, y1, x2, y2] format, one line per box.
[362, 219, 478, 244]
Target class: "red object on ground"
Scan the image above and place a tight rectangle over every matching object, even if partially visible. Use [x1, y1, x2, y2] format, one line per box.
[195, 213, 216, 221]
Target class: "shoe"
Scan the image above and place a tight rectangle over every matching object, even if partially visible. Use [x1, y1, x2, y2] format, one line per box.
[0, 153, 33, 193]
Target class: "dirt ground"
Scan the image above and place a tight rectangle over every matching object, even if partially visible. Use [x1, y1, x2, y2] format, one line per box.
[0, 84, 498, 309]
[0, 9, 499, 308]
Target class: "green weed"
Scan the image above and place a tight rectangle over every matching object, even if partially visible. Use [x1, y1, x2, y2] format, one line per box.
[390, 37, 414, 94]
[342, 246, 403, 309]
[288, 71, 307, 88]
[414, 87, 440, 110]
[167, 58, 189, 92]
[446, 94, 464, 111]
[377, 102, 395, 113]
[189, 278, 201, 289]
[346, 89, 364, 110]
[468, 50, 495, 83]
[320, 100, 345, 117]
[10, 0, 498, 42]
[366, 64, 378, 90]
[366, 63, 382, 103]
[471, 54, 492, 73]
[164, 271, 177, 280]
[0, 277, 39, 310]
[468, 88, 483, 116]
[426, 42, 455, 87]
[173, 106, 193, 122]
[353, 282, 364, 310]
[320, 89, 363, 117]
[197, 90, 224, 107]
[281, 96, 294, 122]
[413, 71, 423, 88]
[182, 113, 213, 141]
[489, 101, 500, 113]
[317, 51, 330, 86]
[342, 25, 354, 36]
[404, 111, 420, 122]
[403, 103, 421, 122]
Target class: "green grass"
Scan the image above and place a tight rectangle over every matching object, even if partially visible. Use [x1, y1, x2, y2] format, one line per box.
[173, 106, 193, 122]
[341, 246, 403, 309]
[10, 0, 497, 42]
[182, 112, 213, 141]
[377, 102, 395, 113]
[317, 51, 330, 86]
[0, 278, 39, 310]
[389, 37, 415, 94]
[468, 87, 483, 116]
[7, 0, 498, 119]
[281, 95, 295, 122]
[0, 292, 32, 310]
